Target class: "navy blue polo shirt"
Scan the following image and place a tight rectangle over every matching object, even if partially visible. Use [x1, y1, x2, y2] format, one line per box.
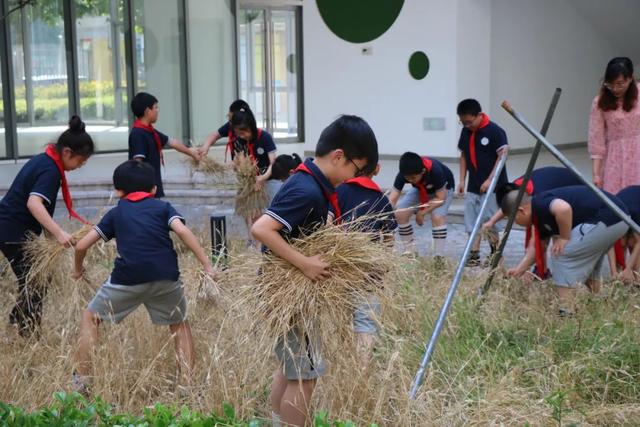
[217, 122, 232, 139]
[532, 186, 629, 240]
[336, 180, 397, 233]
[616, 185, 640, 225]
[265, 158, 332, 240]
[457, 120, 509, 194]
[393, 157, 455, 195]
[233, 129, 276, 174]
[516, 167, 582, 194]
[94, 197, 184, 285]
[128, 127, 170, 198]
[0, 153, 61, 243]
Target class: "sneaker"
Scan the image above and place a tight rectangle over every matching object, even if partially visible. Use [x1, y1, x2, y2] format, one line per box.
[558, 308, 574, 318]
[465, 252, 481, 267]
[71, 372, 91, 398]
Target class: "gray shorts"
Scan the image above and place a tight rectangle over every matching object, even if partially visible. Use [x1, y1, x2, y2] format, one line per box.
[464, 192, 500, 234]
[88, 277, 187, 325]
[353, 295, 381, 334]
[274, 326, 326, 380]
[265, 179, 283, 204]
[550, 221, 628, 288]
[397, 187, 454, 218]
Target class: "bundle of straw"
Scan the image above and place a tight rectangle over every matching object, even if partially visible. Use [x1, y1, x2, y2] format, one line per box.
[22, 225, 93, 291]
[186, 154, 227, 179]
[233, 153, 268, 221]
[239, 221, 398, 358]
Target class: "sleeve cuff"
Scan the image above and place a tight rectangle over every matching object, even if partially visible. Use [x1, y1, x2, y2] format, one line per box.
[168, 215, 186, 226]
[94, 225, 109, 242]
[265, 210, 292, 232]
[133, 154, 146, 159]
[29, 192, 51, 205]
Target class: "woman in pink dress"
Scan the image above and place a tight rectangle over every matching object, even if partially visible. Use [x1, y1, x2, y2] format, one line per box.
[589, 57, 640, 193]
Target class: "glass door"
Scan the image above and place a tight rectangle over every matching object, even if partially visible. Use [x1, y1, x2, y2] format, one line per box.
[237, 4, 302, 142]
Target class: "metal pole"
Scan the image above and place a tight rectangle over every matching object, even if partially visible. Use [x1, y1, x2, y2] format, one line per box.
[479, 88, 562, 297]
[210, 215, 228, 266]
[501, 101, 640, 235]
[409, 153, 508, 399]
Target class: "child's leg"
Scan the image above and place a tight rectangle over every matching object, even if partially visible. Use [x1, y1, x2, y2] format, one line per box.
[431, 215, 447, 257]
[280, 379, 316, 427]
[556, 286, 576, 311]
[169, 321, 195, 377]
[74, 309, 101, 376]
[270, 368, 288, 417]
[585, 278, 602, 294]
[395, 188, 419, 253]
[356, 332, 376, 368]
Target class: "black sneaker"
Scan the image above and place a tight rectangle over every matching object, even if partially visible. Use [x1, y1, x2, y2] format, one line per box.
[466, 252, 481, 267]
[558, 308, 574, 318]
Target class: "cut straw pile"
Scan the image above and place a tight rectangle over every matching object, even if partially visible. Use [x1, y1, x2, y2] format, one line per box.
[186, 154, 227, 179]
[234, 153, 268, 221]
[238, 221, 399, 359]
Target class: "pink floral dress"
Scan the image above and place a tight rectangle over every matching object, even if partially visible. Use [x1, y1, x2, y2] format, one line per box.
[588, 82, 640, 193]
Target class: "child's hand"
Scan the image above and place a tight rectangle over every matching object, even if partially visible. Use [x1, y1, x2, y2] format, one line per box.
[72, 267, 85, 281]
[197, 145, 209, 156]
[190, 148, 202, 161]
[55, 230, 76, 247]
[620, 267, 635, 283]
[551, 237, 569, 256]
[299, 254, 330, 281]
[204, 265, 219, 280]
[480, 179, 491, 194]
[457, 183, 465, 196]
[415, 210, 426, 226]
[507, 267, 525, 278]
[593, 175, 603, 188]
[482, 220, 494, 232]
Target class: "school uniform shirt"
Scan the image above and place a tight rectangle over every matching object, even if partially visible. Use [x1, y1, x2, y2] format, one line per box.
[514, 166, 582, 195]
[128, 127, 170, 198]
[616, 185, 640, 225]
[532, 185, 629, 240]
[234, 129, 277, 175]
[392, 157, 455, 195]
[0, 153, 61, 243]
[94, 198, 184, 285]
[265, 158, 333, 240]
[337, 178, 398, 233]
[457, 119, 509, 194]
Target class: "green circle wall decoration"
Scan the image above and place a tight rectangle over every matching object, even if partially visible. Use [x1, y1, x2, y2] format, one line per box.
[409, 51, 429, 80]
[316, 0, 404, 43]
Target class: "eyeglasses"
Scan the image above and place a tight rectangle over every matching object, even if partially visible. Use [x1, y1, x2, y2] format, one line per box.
[347, 157, 364, 176]
[603, 80, 632, 90]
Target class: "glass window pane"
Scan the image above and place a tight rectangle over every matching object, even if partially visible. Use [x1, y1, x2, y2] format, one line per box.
[76, 0, 129, 151]
[238, 9, 267, 129]
[0, 53, 5, 158]
[134, 0, 185, 141]
[271, 10, 298, 139]
[11, 0, 70, 157]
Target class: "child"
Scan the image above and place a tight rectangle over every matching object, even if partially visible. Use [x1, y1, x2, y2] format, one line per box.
[230, 108, 279, 202]
[128, 92, 201, 198]
[71, 160, 216, 395]
[271, 153, 302, 182]
[388, 152, 454, 257]
[0, 116, 94, 337]
[334, 163, 396, 366]
[457, 99, 509, 266]
[251, 115, 378, 427]
[487, 166, 583, 280]
[197, 99, 250, 158]
[613, 185, 640, 282]
[501, 185, 629, 315]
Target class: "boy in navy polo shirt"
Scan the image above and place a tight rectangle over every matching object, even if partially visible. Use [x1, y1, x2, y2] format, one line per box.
[251, 115, 378, 427]
[487, 166, 583, 281]
[457, 99, 509, 266]
[128, 92, 201, 198]
[333, 163, 396, 367]
[614, 185, 640, 282]
[501, 185, 629, 314]
[389, 151, 455, 257]
[71, 160, 216, 395]
[197, 99, 250, 158]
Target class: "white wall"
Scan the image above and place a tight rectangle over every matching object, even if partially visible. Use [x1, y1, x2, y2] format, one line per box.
[187, 0, 236, 145]
[303, 0, 460, 158]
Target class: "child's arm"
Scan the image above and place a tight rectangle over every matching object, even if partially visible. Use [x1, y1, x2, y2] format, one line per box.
[388, 189, 401, 207]
[167, 139, 201, 161]
[73, 229, 101, 279]
[480, 147, 509, 194]
[27, 195, 74, 247]
[549, 199, 572, 256]
[458, 153, 466, 195]
[483, 209, 505, 231]
[621, 235, 640, 282]
[256, 152, 277, 186]
[251, 215, 330, 281]
[198, 131, 222, 155]
[508, 238, 537, 277]
[170, 219, 216, 276]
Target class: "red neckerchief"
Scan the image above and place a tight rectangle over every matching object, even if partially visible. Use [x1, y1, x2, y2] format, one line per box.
[45, 144, 90, 225]
[227, 128, 262, 163]
[224, 125, 237, 162]
[124, 192, 155, 202]
[295, 163, 341, 223]
[614, 239, 627, 269]
[133, 120, 164, 166]
[532, 215, 546, 277]
[514, 176, 536, 250]
[344, 176, 382, 193]
[415, 157, 434, 205]
[468, 113, 491, 171]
